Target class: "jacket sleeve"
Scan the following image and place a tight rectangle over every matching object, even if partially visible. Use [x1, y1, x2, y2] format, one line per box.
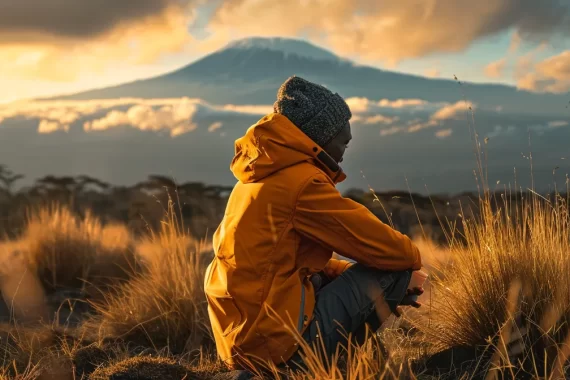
[293, 173, 422, 271]
[323, 258, 354, 279]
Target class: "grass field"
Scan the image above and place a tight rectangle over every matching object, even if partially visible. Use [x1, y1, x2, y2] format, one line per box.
[1, 184, 569, 379]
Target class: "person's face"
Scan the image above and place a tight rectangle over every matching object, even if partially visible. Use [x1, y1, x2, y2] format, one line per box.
[323, 122, 352, 164]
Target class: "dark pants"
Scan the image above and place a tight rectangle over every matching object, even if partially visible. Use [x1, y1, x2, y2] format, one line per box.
[282, 263, 411, 372]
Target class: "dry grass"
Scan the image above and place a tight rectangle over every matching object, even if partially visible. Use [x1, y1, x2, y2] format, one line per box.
[415, 190, 570, 379]
[3, 182, 570, 379]
[89, 356, 197, 380]
[82, 199, 214, 357]
[21, 206, 142, 297]
[0, 323, 81, 380]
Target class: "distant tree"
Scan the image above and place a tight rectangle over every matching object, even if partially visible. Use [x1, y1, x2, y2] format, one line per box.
[76, 175, 110, 193]
[35, 175, 77, 192]
[0, 164, 25, 197]
[179, 182, 206, 194]
[33, 176, 80, 203]
[204, 185, 234, 198]
[135, 175, 178, 196]
[147, 175, 177, 189]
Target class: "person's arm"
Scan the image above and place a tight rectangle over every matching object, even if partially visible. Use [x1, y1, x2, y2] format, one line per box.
[323, 258, 353, 279]
[293, 172, 422, 271]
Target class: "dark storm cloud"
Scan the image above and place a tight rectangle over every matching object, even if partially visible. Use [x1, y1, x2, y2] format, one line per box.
[0, 0, 191, 41]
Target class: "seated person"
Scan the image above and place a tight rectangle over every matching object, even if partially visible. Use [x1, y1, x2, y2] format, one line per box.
[204, 75, 424, 372]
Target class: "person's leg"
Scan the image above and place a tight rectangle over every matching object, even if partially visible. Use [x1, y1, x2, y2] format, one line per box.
[284, 263, 411, 371]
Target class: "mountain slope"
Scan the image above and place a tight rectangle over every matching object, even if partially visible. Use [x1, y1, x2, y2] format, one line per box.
[49, 37, 569, 117]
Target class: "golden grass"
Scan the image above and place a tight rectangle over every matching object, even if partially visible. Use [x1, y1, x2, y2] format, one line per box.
[416, 190, 570, 378]
[20, 205, 141, 297]
[83, 199, 214, 357]
[3, 184, 570, 379]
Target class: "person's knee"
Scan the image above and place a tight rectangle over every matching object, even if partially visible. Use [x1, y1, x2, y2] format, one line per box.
[341, 263, 412, 310]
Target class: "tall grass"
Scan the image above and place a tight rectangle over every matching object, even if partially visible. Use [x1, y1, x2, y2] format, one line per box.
[407, 77, 570, 378]
[84, 198, 214, 357]
[21, 205, 140, 297]
[416, 188, 570, 378]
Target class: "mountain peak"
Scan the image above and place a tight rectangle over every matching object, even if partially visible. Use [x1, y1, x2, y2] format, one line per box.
[223, 37, 343, 62]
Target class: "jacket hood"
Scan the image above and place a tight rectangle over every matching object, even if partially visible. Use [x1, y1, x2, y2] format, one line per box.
[230, 113, 346, 184]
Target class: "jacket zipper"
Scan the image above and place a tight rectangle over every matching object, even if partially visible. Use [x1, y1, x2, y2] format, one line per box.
[297, 284, 306, 332]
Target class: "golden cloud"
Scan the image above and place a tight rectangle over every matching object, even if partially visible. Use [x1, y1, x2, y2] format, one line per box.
[208, 121, 224, 132]
[1, 96, 477, 140]
[207, 0, 570, 64]
[380, 126, 404, 136]
[516, 50, 570, 93]
[424, 68, 441, 78]
[435, 128, 453, 139]
[432, 101, 475, 121]
[84, 103, 200, 137]
[0, 2, 196, 82]
[0, 97, 261, 136]
[484, 58, 507, 79]
[345, 97, 432, 113]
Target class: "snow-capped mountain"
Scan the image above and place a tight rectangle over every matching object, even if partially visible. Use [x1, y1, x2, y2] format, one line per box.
[224, 37, 344, 62]
[48, 37, 567, 119]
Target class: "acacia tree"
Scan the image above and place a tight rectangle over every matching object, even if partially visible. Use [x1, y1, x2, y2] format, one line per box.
[76, 175, 110, 193]
[0, 164, 24, 197]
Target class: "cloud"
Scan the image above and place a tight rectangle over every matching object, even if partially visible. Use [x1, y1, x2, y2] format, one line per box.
[517, 50, 570, 93]
[221, 104, 274, 114]
[361, 115, 399, 125]
[206, 0, 570, 64]
[509, 30, 522, 54]
[432, 101, 475, 121]
[347, 97, 477, 136]
[0, 1, 196, 82]
[372, 99, 477, 136]
[345, 97, 439, 113]
[38, 120, 69, 134]
[435, 128, 453, 139]
[548, 120, 569, 128]
[525, 120, 570, 135]
[0, 0, 194, 40]
[82, 103, 201, 137]
[208, 121, 224, 132]
[0, 97, 268, 136]
[484, 58, 507, 79]
[380, 126, 404, 136]
[424, 68, 441, 78]
[486, 125, 517, 139]
[408, 120, 439, 133]
[408, 100, 474, 133]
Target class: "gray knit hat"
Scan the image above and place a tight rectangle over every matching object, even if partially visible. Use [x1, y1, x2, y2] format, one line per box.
[273, 76, 352, 147]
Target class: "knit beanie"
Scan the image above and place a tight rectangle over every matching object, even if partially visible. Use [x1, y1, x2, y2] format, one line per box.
[273, 76, 352, 148]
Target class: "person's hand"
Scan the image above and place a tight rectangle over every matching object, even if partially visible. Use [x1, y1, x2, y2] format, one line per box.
[393, 286, 424, 317]
[309, 271, 332, 292]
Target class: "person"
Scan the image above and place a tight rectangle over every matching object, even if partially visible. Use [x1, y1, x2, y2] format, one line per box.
[204, 75, 424, 373]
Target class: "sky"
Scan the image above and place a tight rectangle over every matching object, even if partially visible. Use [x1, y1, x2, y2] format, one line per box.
[1, 0, 570, 104]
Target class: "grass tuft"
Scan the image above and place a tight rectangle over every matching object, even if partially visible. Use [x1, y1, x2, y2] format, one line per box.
[83, 199, 214, 357]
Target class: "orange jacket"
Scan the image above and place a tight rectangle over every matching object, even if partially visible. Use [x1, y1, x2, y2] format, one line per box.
[204, 113, 422, 369]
